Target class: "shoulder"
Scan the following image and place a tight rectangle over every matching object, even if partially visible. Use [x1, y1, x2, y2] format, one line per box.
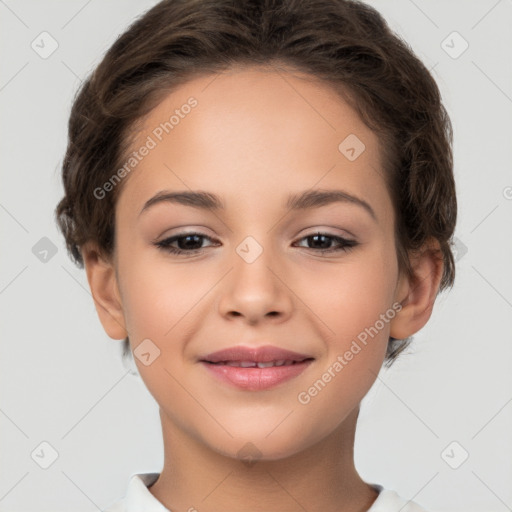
[368, 485, 429, 512]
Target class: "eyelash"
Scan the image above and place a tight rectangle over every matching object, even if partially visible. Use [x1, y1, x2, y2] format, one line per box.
[154, 232, 358, 257]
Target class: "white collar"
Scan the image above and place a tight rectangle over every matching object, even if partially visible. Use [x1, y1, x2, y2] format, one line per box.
[123, 473, 169, 511]
[113, 473, 427, 512]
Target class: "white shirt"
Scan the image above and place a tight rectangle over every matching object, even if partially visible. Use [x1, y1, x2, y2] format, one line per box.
[104, 473, 428, 512]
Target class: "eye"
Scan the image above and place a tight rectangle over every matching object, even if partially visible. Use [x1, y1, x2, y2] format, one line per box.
[154, 232, 219, 256]
[293, 232, 358, 254]
[153, 231, 358, 257]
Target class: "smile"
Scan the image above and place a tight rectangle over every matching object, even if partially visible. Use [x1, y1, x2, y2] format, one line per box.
[207, 359, 305, 368]
[201, 358, 314, 390]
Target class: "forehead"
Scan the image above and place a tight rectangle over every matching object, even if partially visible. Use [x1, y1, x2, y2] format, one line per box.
[118, 65, 392, 224]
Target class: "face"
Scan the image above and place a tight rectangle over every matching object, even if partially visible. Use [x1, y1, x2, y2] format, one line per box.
[111, 65, 404, 460]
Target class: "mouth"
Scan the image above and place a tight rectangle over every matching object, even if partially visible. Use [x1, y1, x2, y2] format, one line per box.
[205, 359, 311, 368]
[200, 345, 313, 364]
[199, 345, 315, 390]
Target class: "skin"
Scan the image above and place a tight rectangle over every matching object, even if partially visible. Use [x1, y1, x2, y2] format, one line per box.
[82, 64, 443, 512]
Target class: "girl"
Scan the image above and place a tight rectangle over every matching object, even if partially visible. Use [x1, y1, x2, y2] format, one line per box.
[55, 0, 457, 510]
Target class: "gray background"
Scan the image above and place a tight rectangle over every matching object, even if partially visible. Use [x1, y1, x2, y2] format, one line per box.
[1, 0, 511, 511]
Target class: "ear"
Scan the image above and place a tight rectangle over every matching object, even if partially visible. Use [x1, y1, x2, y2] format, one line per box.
[390, 238, 444, 340]
[81, 242, 127, 340]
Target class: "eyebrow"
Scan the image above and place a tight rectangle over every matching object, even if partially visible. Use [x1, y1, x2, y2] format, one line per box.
[139, 188, 377, 221]
[286, 189, 376, 221]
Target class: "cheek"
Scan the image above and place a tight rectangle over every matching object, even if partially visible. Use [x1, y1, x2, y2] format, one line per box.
[123, 280, 189, 346]
[305, 244, 397, 332]
[116, 243, 201, 336]
[294, 259, 397, 435]
[120, 231, 398, 350]
[119, 273, 167, 339]
[307, 244, 398, 394]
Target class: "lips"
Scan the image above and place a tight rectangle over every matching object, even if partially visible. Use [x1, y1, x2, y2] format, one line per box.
[209, 359, 301, 368]
[200, 345, 313, 364]
[199, 345, 314, 391]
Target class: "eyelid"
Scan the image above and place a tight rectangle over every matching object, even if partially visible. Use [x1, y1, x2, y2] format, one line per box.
[154, 228, 355, 244]
[153, 225, 216, 241]
[154, 230, 359, 258]
[153, 231, 219, 252]
[297, 225, 357, 240]
[153, 231, 218, 245]
[293, 232, 357, 248]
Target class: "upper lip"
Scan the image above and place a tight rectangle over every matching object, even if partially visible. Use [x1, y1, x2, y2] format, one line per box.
[200, 345, 314, 363]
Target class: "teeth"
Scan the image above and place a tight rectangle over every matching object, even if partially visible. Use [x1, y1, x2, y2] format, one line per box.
[257, 361, 275, 368]
[240, 361, 257, 368]
[216, 360, 298, 368]
[224, 360, 257, 367]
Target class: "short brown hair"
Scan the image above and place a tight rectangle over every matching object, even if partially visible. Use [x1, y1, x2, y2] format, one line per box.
[55, 0, 457, 367]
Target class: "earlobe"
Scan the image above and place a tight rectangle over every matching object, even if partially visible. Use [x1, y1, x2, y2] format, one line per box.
[81, 242, 127, 340]
[390, 238, 444, 340]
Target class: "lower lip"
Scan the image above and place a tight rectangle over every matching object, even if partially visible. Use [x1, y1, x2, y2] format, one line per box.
[201, 360, 313, 391]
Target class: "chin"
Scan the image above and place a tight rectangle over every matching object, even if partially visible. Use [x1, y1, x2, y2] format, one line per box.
[201, 423, 322, 463]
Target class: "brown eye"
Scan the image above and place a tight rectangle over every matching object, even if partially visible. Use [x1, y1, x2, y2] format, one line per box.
[294, 233, 358, 254]
[154, 233, 219, 256]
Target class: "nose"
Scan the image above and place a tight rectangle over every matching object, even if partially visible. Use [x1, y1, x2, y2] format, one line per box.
[217, 238, 293, 325]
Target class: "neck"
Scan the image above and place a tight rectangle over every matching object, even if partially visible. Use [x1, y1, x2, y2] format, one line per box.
[149, 406, 378, 512]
